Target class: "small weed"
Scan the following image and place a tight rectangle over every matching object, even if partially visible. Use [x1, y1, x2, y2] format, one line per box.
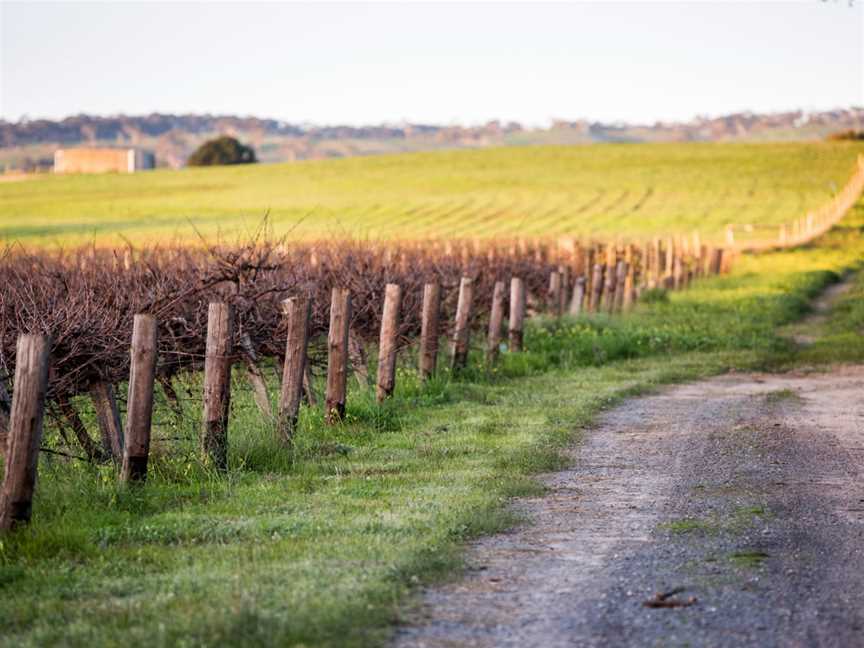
[661, 518, 714, 534]
[764, 389, 801, 404]
[730, 550, 770, 568]
[639, 287, 669, 304]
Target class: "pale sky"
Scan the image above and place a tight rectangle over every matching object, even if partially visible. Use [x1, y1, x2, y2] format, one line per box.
[1, 1, 862, 126]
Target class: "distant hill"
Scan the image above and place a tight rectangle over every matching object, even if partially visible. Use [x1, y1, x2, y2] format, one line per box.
[2, 107, 862, 172]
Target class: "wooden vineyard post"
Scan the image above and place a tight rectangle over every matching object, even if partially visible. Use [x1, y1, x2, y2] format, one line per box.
[89, 382, 124, 462]
[583, 248, 595, 300]
[450, 277, 474, 371]
[602, 246, 617, 311]
[558, 265, 570, 315]
[239, 333, 273, 421]
[508, 277, 526, 352]
[720, 249, 733, 275]
[614, 261, 629, 313]
[201, 303, 234, 471]
[0, 335, 50, 531]
[605, 261, 619, 314]
[664, 237, 675, 285]
[623, 245, 635, 310]
[623, 261, 636, 311]
[325, 288, 351, 423]
[376, 283, 402, 402]
[278, 296, 311, 441]
[486, 280, 506, 364]
[703, 246, 714, 276]
[120, 315, 158, 484]
[710, 248, 724, 275]
[548, 271, 562, 317]
[419, 283, 441, 380]
[569, 276, 586, 316]
[589, 264, 604, 313]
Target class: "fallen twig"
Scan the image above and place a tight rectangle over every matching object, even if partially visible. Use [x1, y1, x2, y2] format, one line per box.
[642, 587, 697, 609]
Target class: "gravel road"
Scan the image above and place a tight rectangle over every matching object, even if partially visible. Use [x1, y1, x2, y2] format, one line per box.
[393, 366, 864, 648]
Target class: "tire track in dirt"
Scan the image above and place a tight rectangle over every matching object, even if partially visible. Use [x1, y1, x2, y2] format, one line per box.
[393, 367, 864, 647]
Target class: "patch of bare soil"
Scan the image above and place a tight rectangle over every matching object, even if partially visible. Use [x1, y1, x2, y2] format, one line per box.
[393, 367, 864, 648]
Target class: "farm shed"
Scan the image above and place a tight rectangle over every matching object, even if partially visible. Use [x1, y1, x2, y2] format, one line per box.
[53, 147, 155, 174]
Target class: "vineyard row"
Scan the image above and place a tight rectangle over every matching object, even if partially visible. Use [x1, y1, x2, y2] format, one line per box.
[0, 234, 730, 530]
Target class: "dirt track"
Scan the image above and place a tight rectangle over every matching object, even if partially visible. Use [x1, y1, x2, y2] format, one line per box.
[393, 366, 864, 647]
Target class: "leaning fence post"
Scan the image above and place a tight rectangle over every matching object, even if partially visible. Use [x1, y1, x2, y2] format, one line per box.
[0, 335, 50, 531]
[278, 296, 311, 441]
[486, 280, 506, 364]
[672, 254, 683, 290]
[508, 277, 525, 352]
[623, 262, 636, 312]
[325, 288, 351, 423]
[201, 303, 233, 471]
[710, 248, 724, 275]
[569, 276, 586, 316]
[120, 314, 158, 483]
[614, 261, 629, 313]
[450, 277, 474, 370]
[558, 265, 570, 315]
[419, 282, 441, 381]
[548, 271, 562, 317]
[589, 264, 604, 312]
[376, 283, 402, 402]
[89, 382, 124, 462]
[239, 333, 273, 421]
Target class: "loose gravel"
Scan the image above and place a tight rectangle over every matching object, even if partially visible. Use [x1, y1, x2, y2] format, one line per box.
[393, 367, 864, 648]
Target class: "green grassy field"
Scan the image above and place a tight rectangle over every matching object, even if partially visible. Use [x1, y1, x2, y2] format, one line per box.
[2, 199, 863, 646]
[2, 141, 862, 247]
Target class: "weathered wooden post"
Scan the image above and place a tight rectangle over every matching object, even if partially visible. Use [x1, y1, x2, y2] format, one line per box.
[703, 246, 713, 276]
[450, 277, 474, 370]
[376, 283, 402, 402]
[419, 282, 441, 380]
[692, 233, 703, 278]
[0, 335, 50, 531]
[624, 259, 637, 311]
[653, 238, 663, 288]
[614, 261, 629, 313]
[548, 271, 562, 317]
[278, 296, 311, 441]
[604, 259, 619, 314]
[710, 248, 724, 275]
[583, 247, 595, 299]
[89, 382, 123, 462]
[201, 303, 233, 471]
[486, 280, 506, 364]
[558, 265, 570, 316]
[672, 254, 683, 290]
[569, 276, 586, 316]
[239, 333, 273, 421]
[325, 288, 351, 423]
[664, 237, 675, 282]
[121, 315, 158, 483]
[508, 277, 525, 352]
[589, 264, 604, 312]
